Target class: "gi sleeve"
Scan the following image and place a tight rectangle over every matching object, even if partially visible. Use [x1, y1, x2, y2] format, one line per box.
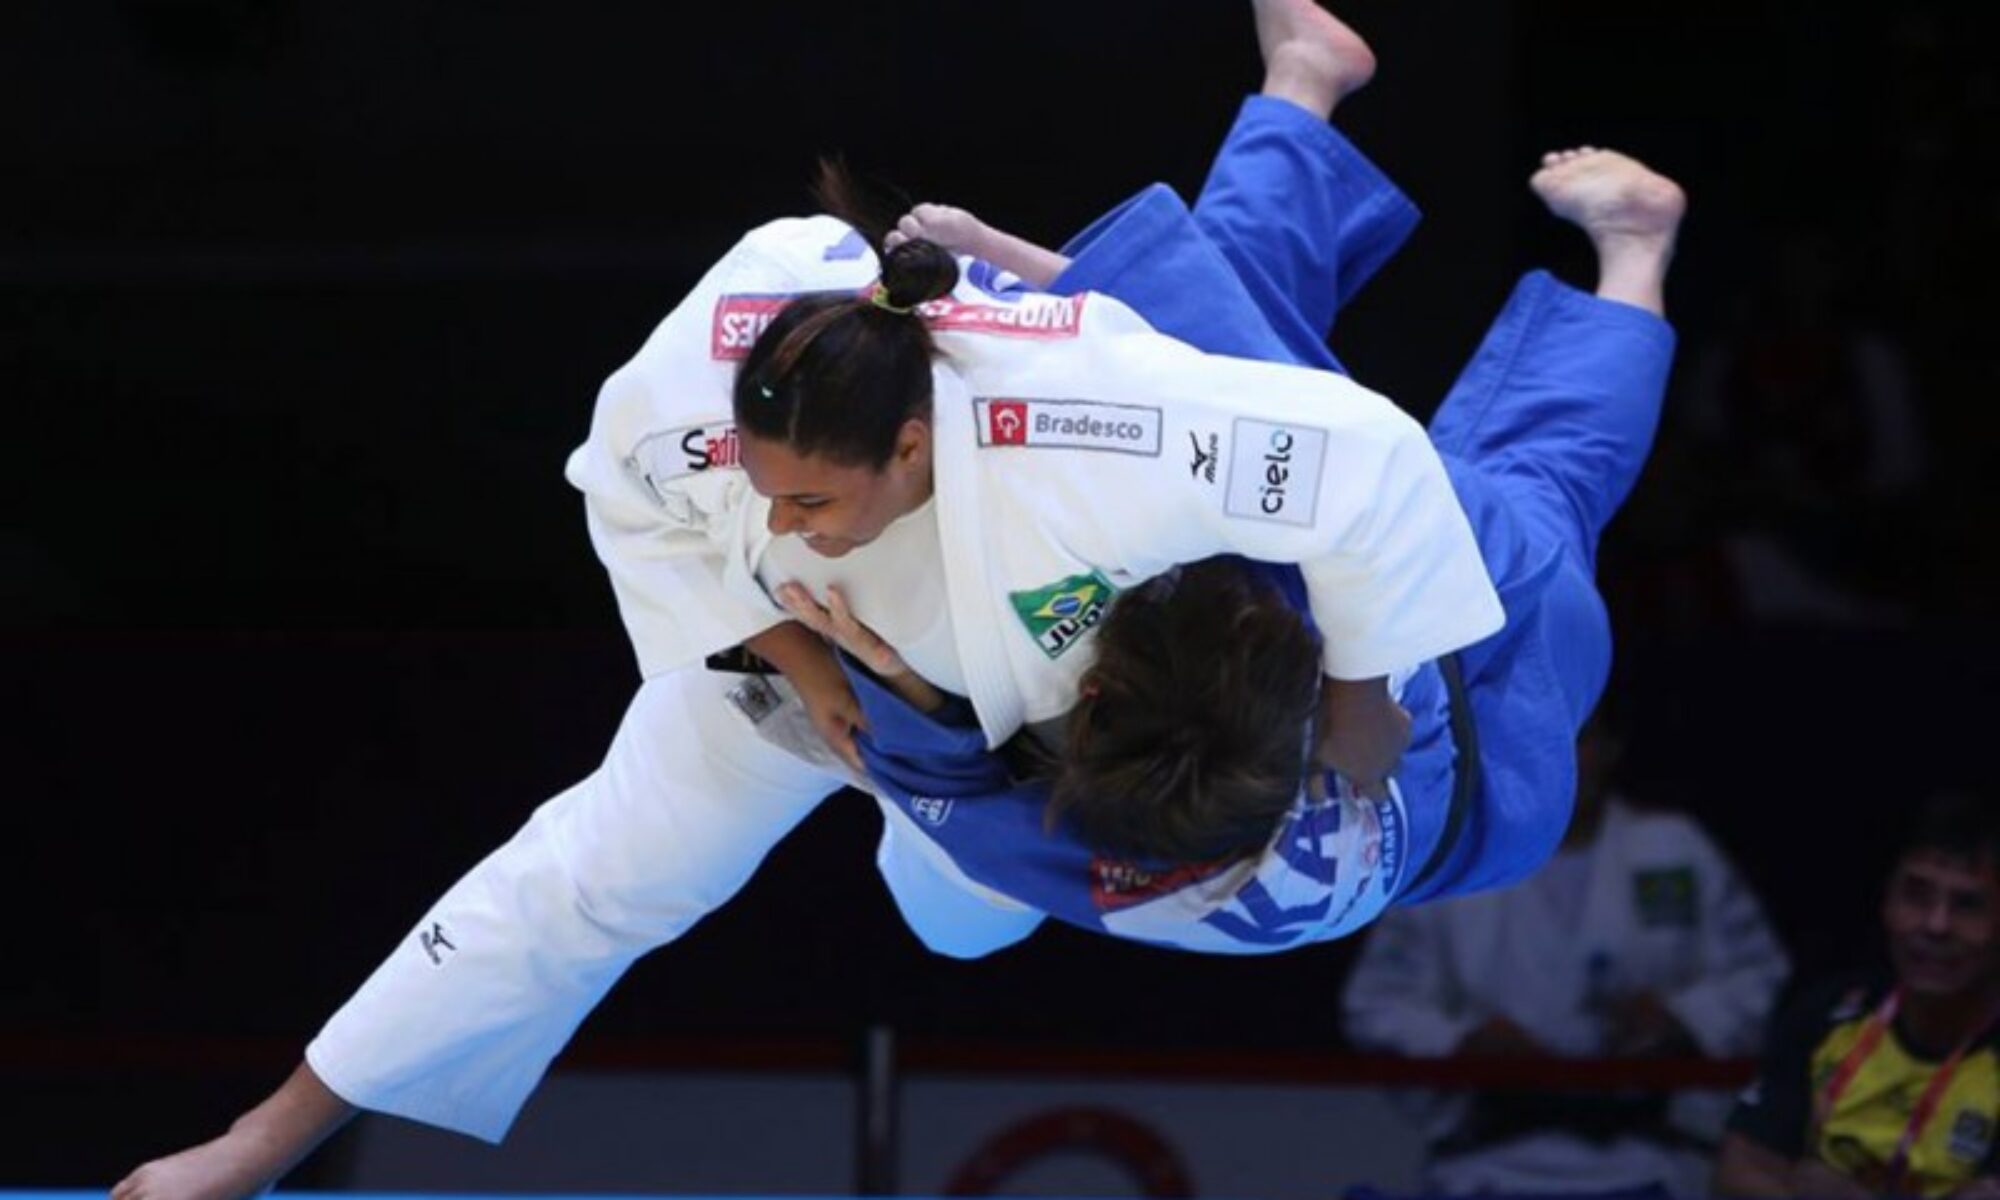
[1659, 824, 1792, 1057]
[1058, 341, 1504, 680]
[563, 241, 796, 678]
[1724, 981, 1836, 1159]
[1340, 906, 1478, 1056]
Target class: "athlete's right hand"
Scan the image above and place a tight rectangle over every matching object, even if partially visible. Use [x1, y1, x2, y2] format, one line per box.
[1311, 675, 1411, 801]
[780, 637, 869, 775]
[746, 615, 868, 774]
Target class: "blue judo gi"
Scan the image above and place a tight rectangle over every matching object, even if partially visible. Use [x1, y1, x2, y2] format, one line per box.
[848, 97, 1677, 952]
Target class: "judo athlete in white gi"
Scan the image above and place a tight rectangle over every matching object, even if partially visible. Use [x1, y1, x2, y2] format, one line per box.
[1342, 727, 1788, 1196]
[113, 4, 1673, 1196]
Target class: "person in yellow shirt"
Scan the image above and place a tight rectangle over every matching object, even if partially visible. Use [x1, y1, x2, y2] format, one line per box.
[1717, 792, 2000, 1198]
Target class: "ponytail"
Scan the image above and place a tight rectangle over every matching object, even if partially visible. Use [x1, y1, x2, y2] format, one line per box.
[732, 161, 959, 469]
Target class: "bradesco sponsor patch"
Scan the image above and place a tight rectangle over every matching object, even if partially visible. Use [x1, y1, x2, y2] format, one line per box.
[1224, 418, 1328, 527]
[711, 294, 794, 360]
[1009, 570, 1116, 660]
[629, 421, 742, 495]
[975, 399, 1162, 457]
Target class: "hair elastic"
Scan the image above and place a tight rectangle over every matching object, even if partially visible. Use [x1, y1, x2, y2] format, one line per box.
[867, 281, 916, 315]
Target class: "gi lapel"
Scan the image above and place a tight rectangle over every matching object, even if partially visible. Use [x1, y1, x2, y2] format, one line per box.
[930, 365, 1026, 749]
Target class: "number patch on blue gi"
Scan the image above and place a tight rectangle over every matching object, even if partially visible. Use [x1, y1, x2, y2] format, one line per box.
[1224, 418, 1327, 527]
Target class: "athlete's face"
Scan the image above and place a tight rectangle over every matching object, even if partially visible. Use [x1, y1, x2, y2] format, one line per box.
[740, 422, 933, 558]
[1883, 848, 2000, 999]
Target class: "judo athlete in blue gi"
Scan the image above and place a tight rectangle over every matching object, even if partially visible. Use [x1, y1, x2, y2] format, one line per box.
[113, 4, 1686, 1195]
[788, 118, 1684, 959]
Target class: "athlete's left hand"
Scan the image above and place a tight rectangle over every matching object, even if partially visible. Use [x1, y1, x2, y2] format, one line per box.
[776, 583, 910, 680]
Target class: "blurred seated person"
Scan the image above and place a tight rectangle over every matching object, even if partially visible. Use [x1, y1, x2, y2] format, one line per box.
[1715, 792, 2000, 1198]
[1342, 720, 1788, 1195]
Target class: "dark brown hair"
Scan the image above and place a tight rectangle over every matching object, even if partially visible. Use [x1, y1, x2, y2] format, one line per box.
[731, 161, 959, 469]
[1048, 560, 1323, 863]
[1900, 791, 2000, 874]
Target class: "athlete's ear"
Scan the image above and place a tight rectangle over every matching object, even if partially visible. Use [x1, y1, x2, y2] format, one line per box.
[891, 416, 931, 469]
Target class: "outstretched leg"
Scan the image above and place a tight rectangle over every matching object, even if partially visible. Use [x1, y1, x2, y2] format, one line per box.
[1187, 0, 1412, 354]
[115, 669, 843, 1199]
[890, 1, 1415, 368]
[1530, 146, 1685, 317]
[1431, 148, 1685, 579]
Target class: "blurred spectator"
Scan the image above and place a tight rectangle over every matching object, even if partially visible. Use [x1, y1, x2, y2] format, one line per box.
[1342, 722, 1788, 1195]
[1715, 792, 2000, 1198]
[1678, 226, 1927, 626]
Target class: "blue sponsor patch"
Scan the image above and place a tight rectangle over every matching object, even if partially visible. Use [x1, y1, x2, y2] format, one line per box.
[1376, 796, 1406, 895]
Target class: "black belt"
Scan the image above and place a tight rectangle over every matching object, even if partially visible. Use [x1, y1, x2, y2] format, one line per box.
[1402, 651, 1479, 895]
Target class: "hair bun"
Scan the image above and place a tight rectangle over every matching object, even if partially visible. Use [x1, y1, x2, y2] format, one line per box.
[880, 238, 959, 311]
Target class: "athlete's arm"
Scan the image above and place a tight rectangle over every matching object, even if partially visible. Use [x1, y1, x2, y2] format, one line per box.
[775, 583, 948, 715]
[746, 619, 870, 772]
[1314, 675, 1410, 799]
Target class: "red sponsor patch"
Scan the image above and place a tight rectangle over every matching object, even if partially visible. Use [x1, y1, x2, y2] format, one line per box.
[920, 294, 1087, 339]
[985, 400, 1028, 445]
[683, 423, 740, 470]
[709, 291, 1085, 362]
[1090, 856, 1231, 911]
[710, 294, 792, 360]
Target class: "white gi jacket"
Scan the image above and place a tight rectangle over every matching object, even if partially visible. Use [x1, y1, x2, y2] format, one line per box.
[1341, 798, 1790, 1193]
[565, 216, 1503, 745]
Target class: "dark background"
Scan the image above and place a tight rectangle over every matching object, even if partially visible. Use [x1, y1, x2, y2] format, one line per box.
[4, 0, 1996, 1184]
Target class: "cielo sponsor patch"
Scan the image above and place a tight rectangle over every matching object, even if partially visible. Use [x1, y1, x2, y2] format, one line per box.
[1225, 417, 1327, 526]
[1009, 570, 1117, 659]
[975, 398, 1162, 456]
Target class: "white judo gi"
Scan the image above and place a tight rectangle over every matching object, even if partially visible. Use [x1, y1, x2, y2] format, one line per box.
[1341, 798, 1789, 1195]
[306, 216, 1504, 1141]
[566, 216, 1501, 739]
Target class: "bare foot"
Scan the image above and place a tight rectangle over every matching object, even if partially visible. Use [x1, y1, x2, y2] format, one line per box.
[1254, 0, 1376, 119]
[113, 1129, 285, 1200]
[885, 203, 1071, 290]
[1529, 146, 1686, 315]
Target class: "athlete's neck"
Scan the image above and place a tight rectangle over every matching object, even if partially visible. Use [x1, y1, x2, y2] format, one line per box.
[1899, 977, 2000, 1057]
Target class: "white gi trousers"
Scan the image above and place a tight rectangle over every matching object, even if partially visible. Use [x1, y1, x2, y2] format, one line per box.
[306, 667, 1033, 1143]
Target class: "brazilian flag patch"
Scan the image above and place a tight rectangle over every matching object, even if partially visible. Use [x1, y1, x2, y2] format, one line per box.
[1010, 571, 1116, 660]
